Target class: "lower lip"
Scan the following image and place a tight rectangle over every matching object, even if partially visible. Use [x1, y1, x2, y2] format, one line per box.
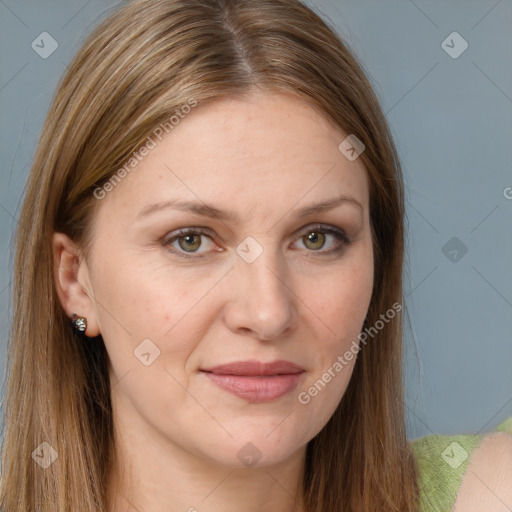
[201, 371, 304, 402]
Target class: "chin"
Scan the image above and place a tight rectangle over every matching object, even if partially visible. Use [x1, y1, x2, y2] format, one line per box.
[195, 427, 309, 469]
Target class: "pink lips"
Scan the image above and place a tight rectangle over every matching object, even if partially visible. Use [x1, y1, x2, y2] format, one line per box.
[200, 360, 305, 402]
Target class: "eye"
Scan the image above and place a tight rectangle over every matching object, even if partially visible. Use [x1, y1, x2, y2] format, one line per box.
[292, 224, 351, 254]
[161, 223, 351, 259]
[162, 227, 219, 258]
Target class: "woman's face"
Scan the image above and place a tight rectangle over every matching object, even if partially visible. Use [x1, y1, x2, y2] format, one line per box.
[72, 92, 373, 468]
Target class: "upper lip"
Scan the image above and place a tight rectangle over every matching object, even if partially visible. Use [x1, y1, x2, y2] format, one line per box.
[201, 359, 304, 376]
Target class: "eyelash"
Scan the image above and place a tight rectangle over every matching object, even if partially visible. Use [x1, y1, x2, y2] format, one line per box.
[161, 223, 351, 259]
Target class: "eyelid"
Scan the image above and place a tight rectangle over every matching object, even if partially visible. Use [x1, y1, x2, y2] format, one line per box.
[163, 226, 217, 240]
[292, 222, 350, 243]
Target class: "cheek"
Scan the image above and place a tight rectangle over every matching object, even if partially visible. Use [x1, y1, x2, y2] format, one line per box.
[92, 257, 210, 419]
[295, 246, 373, 408]
[295, 332, 359, 442]
[305, 247, 373, 339]
[91, 251, 221, 379]
[92, 249, 198, 333]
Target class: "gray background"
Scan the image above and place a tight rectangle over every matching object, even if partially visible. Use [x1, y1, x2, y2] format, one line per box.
[0, 0, 511, 441]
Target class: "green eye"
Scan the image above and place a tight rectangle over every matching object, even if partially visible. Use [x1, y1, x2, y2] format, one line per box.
[294, 224, 351, 255]
[162, 224, 351, 260]
[302, 231, 326, 251]
[177, 234, 203, 252]
[163, 228, 217, 258]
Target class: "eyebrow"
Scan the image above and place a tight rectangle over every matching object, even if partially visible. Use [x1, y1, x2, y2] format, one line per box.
[136, 194, 363, 223]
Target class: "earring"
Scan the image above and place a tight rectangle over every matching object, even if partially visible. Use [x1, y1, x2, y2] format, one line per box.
[70, 313, 87, 333]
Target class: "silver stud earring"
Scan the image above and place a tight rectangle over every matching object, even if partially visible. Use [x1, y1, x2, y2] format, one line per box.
[70, 313, 87, 333]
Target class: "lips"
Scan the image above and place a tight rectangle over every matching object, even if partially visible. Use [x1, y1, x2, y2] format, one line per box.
[201, 359, 304, 376]
[200, 359, 305, 402]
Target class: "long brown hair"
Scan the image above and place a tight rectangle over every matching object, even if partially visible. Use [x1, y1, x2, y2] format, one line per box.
[0, 0, 418, 510]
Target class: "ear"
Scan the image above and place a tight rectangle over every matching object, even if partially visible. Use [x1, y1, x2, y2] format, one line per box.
[52, 232, 101, 337]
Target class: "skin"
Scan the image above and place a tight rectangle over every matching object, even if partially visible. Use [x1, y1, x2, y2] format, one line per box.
[53, 91, 374, 512]
[453, 432, 512, 512]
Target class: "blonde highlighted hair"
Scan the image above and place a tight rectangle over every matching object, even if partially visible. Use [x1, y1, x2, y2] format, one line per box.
[0, 0, 418, 510]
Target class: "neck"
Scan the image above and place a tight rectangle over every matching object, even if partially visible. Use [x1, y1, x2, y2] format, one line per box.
[106, 404, 306, 512]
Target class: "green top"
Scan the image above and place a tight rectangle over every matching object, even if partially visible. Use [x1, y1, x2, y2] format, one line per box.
[410, 416, 512, 511]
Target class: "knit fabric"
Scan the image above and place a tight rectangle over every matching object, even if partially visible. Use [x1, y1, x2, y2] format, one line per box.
[410, 416, 512, 512]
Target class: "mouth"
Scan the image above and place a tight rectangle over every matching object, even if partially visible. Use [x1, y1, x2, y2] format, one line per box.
[200, 359, 305, 402]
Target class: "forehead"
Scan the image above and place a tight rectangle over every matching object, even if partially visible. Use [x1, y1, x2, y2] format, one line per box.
[97, 91, 370, 223]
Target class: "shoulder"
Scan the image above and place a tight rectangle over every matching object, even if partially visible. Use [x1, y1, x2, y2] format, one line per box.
[452, 430, 512, 512]
[410, 416, 512, 512]
[411, 430, 481, 512]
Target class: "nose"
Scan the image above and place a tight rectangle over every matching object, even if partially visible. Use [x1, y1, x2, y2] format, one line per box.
[223, 245, 298, 341]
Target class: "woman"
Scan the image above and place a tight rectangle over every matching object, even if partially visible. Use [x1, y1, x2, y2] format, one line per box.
[0, 0, 510, 511]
